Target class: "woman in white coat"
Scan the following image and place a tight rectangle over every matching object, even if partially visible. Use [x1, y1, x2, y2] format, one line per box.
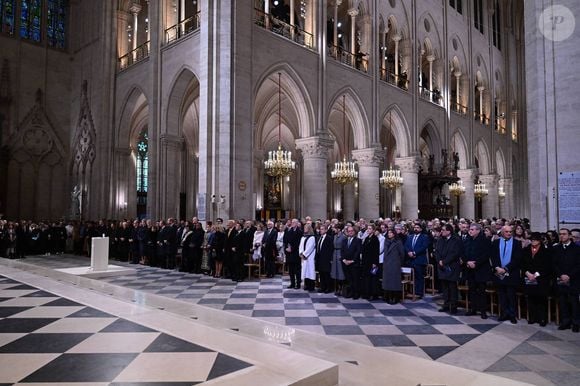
[299, 223, 316, 291]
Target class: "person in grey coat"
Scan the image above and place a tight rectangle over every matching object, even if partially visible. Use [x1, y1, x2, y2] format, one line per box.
[382, 228, 405, 304]
[330, 223, 346, 296]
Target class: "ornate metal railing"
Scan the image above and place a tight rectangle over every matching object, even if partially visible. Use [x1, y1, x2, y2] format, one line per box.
[474, 112, 490, 125]
[253, 9, 314, 50]
[450, 101, 468, 115]
[118, 41, 150, 71]
[328, 45, 368, 73]
[165, 12, 201, 44]
[379, 68, 409, 90]
[419, 86, 443, 106]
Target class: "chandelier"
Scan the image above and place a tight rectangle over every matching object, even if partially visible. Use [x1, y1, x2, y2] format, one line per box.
[498, 186, 506, 198]
[449, 180, 466, 196]
[379, 111, 403, 190]
[331, 95, 357, 185]
[264, 73, 295, 177]
[380, 168, 403, 189]
[474, 180, 489, 200]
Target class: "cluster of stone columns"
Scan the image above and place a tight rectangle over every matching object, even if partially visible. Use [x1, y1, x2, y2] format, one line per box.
[292, 138, 509, 221]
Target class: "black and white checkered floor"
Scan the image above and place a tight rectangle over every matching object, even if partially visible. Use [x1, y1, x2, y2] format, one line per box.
[3, 254, 580, 386]
[0, 275, 251, 384]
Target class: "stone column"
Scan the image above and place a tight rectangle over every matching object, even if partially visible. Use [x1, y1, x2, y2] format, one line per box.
[380, 29, 387, 75]
[478, 85, 485, 121]
[418, 49, 425, 91]
[343, 183, 355, 221]
[333, 0, 341, 52]
[117, 10, 130, 58]
[352, 148, 383, 219]
[295, 136, 333, 220]
[393, 34, 401, 82]
[427, 55, 435, 98]
[130, 2, 141, 53]
[457, 168, 477, 220]
[159, 134, 184, 219]
[500, 177, 513, 219]
[348, 8, 358, 53]
[395, 156, 420, 220]
[479, 174, 499, 219]
[290, 0, 295, 39]
[454, 71, 462, 108]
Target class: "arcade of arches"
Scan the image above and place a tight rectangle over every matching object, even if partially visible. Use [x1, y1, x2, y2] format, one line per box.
[2, 0, 579, 230]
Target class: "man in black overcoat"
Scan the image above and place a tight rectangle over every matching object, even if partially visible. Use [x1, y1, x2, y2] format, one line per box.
[341, 225, 362, 299]
[261, 220, 278, 278]
[463, 223, 491, 318]
[553, 228, 580, 332]
[283, 219, 303, 288]
[435, 223, 464, 314]
[315, 224, 334, 293]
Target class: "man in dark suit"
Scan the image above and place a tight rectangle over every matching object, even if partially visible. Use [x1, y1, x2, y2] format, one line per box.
[315, 224, 334, 293]
[224, 220, 238, 278]
[435, 223, 464, 314]
[261, 220, 278, 278]
[283, 219, 303, 288]
[341, 225, 362, 299]
[404, 222, 430, 298]
[553, 228, 580, 332]
[490, 224, 522, 324]
[464, 223, 491, 318]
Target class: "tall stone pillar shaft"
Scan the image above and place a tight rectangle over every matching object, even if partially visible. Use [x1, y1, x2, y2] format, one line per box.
[352, 148, 382, 219]
[457, 168, 477, 220]
[480, 174, 499, 219]
[395, 156, 420, 220]
[343, 183, 355, 221]
[501, 177, 514, 219]
[296, 136, 333, 220]
[159, 134, 184, 219]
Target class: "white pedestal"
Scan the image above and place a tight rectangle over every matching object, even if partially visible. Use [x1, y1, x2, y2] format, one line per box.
[90, 237, 109, 271]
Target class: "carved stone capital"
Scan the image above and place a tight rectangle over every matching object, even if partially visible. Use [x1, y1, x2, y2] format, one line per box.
[129, 2, 142, 15]
[456, 168, 478, 182]
[160, 134, 183, 148]
[352, 148, 383, 167]
[347, 8, 359, 17]
[392, 34, 402, 43]
[295, 136, 333, 160]
[394, 156, 421, 173]
[479, 173, 499, 186]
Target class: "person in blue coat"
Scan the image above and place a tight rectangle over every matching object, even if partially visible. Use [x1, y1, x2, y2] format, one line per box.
[404, 222, 430, 298]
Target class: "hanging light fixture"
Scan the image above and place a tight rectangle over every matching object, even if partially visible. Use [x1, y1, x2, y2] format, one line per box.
[449, 180, 466, 197]
[379, 111, 403, 189]
[264, 72, 295, 177]
[331, 95, 358, 184]
[498, 186, 506, 198]
[474, 180, 489, 200]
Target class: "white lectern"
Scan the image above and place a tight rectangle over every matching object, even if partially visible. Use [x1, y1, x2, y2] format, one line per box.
[90, 237, 109, 271]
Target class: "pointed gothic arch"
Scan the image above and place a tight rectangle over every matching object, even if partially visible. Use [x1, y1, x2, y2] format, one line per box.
[380, 104, 411, 158]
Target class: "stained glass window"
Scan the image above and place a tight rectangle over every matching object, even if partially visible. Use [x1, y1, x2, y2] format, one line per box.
[1, 0, 16, 35]
[48, 0, 67, 48]
[20, 0, 42, 42]
[137, 130, 148, 193]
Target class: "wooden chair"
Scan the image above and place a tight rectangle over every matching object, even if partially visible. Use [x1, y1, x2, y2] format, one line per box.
[458, 283, 469, 310]
[401, 267, 417, 301]
[424, 263, 436, 295]
[485, 285, 498, 315]
[244, 255, 261, 280]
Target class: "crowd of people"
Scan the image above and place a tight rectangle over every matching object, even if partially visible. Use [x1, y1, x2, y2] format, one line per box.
[1, 216, 579, 331]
